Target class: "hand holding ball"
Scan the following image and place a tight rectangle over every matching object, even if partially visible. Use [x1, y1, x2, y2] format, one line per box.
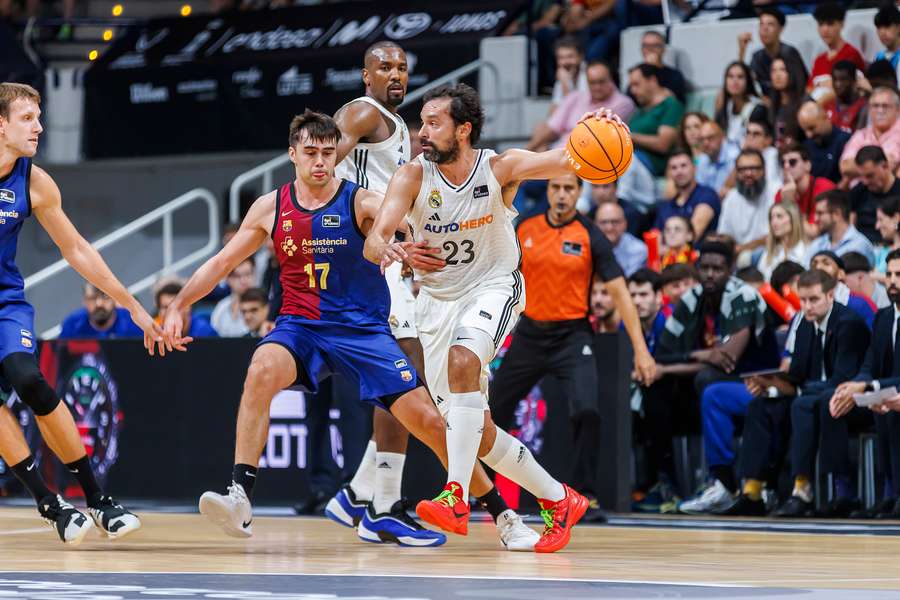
[565, 115, 633, 184]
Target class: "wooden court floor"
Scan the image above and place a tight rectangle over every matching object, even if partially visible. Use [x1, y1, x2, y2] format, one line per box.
[2, 507, 900, 593]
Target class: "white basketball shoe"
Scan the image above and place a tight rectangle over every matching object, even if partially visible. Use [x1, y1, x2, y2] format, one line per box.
[199, 482, 253, 538]
[497, 509, 540, 551]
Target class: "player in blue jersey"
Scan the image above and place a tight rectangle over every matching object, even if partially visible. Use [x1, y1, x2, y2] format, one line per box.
[0, 82, 165, 544]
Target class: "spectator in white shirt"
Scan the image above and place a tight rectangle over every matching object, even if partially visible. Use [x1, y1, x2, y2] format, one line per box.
[718, 149, 777, 255]
[758, 201, 809, 282]
[211, 257, 255, 337]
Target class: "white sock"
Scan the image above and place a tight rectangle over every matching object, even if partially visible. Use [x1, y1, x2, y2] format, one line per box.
[445, 392, 485, 501]
[349, 440, 376, 502]
[373, 451, 405, 513]
[481, 428, 565, 502]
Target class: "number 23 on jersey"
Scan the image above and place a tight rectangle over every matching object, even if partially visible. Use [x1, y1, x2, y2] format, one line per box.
[443, 240, 475, 266]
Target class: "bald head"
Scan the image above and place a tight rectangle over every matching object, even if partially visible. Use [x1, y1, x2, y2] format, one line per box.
[364, 41, 403, 67]
[797, 100, 831, 141]
[596, 202, 627, 246]
[362, 41, 407, 108]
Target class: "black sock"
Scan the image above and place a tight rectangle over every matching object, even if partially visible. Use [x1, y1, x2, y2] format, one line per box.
[66, 455, 103, 507]
[10, 456, 53, 504]
[233, 464, 257, 498]
[710, 465, 736, 493]
[476, 487, 509, 523]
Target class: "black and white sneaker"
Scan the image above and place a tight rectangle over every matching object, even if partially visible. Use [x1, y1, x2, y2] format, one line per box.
[39, 495, 93, 545]
[89, 495, 142, 539]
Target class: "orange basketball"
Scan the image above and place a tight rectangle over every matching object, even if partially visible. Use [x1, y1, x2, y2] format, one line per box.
[565, 118, 633, 184]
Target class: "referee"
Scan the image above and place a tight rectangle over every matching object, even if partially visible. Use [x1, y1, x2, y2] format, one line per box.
[489, 172, 655, 520]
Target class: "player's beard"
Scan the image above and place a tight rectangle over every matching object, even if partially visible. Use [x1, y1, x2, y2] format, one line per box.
[384, 92, 404, 107]
[423, 138, 460, 164]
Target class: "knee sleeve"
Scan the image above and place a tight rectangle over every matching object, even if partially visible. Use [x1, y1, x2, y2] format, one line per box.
[2, 353, 59, 416]
[450, 326, 495, 367]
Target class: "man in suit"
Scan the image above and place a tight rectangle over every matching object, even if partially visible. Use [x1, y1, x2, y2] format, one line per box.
[717, 269, 871, 516]
[830, 248, 900, 518]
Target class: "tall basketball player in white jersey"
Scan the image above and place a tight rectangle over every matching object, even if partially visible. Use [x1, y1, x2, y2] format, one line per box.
[326, 42, 538, 550]
[367, 84, 638, 552]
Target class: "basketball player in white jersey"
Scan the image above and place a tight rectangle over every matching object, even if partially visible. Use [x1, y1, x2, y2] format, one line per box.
[367, 85, 654, 552]
[326, 42, 538, 550]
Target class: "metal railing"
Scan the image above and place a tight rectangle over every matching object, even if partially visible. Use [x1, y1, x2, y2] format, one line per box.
[25, 187, 220, 338]
[227, 58, 500, 223]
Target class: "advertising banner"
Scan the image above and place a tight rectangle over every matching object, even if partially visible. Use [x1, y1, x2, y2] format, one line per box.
[83, 1, 524, 158]
[0, 334, 628, 510]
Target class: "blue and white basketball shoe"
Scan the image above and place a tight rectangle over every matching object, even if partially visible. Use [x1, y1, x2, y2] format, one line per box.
[324, 484, 368, 528]
[357, 501, 447, 547]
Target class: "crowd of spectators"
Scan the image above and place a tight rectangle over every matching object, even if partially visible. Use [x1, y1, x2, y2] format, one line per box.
[563, 3, 900, 516]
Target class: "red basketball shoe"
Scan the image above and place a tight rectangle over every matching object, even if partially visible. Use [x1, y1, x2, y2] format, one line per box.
[415, 482, 470, 535]
[534, 484, 588, 553]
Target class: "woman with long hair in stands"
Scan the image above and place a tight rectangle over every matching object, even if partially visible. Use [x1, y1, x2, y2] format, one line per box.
[766, 57, 806, 150]
[715, 61, 760, 147]
[874, 196, 900, 278]
[758, 201, 808, 282]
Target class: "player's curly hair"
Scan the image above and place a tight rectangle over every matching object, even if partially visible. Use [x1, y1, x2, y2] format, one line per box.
[288, 109, 341, 147]
[423, 83, 484, 145]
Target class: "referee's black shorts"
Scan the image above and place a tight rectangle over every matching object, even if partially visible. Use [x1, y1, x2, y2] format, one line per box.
[489, 316, 599, 429]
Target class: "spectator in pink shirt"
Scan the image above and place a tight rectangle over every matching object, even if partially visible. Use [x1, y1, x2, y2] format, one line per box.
[526, 60, 635, 152]
[840, 87, 900, 181]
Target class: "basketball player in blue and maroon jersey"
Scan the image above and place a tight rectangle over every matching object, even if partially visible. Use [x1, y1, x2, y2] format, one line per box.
[0, 82, 156, 544]
[160, 110, 497, 546]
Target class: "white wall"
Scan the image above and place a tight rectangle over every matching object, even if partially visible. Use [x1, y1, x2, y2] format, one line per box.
[479, 36, 529, 140]
[620, 8, 881, 93]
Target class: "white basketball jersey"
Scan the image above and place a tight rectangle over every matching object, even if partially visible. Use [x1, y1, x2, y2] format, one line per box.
[408, 149, 520, 300]
[334, 96, 410, 194]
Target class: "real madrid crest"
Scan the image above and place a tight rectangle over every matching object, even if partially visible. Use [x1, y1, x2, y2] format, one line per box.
[428, 189, 442, 209]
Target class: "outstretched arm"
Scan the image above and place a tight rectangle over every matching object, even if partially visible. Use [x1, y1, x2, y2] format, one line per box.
[493, 109, 627, 188]
[163, 193, 272, 348]
[334, 101, 384, 165]
[30, 166, 163, 352]
[491, 147, 575, 188]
